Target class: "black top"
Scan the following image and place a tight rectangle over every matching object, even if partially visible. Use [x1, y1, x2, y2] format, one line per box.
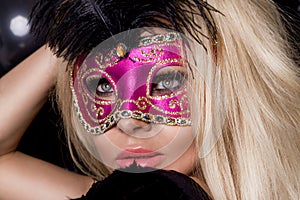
[75, 167, 211, 200]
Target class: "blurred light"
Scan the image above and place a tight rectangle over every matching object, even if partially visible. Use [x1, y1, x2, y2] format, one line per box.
[9, 15, 30, 37]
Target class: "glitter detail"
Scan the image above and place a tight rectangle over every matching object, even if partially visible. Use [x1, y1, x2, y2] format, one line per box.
[139, 32, 179, 46]
[71, 87, 191, 135]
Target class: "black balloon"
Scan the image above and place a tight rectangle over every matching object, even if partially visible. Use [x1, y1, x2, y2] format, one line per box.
[0, 0, 41, 77]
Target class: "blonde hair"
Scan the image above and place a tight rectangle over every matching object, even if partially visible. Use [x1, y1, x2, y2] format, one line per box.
[189, 0, 300, 199]
[56, 0, 300, 199]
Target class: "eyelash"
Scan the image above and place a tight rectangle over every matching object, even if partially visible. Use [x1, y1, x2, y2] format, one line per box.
[84, 70, 187, 98]
[85, 77, 114, 98]
[151, 71, 187, 95]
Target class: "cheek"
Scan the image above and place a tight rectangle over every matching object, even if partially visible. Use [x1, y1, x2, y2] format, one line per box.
[90, 134, 121, 169]
[163, 141, 197, 174]
[158, 126, 197, 174]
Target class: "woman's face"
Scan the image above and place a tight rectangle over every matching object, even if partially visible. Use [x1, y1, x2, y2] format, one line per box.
[72, 29, 197, 174]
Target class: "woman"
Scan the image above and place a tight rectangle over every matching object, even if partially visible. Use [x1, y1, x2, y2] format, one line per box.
[0, 0, 299, 199]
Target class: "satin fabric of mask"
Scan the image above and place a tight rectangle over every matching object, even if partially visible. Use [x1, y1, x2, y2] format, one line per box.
[72, 33, 191, 134]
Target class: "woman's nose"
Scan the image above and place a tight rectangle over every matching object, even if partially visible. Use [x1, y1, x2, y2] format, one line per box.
[116, 118, 162, 138]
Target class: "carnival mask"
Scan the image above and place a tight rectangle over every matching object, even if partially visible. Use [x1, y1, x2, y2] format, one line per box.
[71, 31, 191, 134]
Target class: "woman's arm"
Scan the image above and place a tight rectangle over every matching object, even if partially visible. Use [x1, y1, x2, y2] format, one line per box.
[0, 152, 93, 200]
[0, 46, 93, 199]
[0, 46, 58, 155]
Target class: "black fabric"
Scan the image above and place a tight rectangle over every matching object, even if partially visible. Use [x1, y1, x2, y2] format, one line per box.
[75, 167, 211, 200]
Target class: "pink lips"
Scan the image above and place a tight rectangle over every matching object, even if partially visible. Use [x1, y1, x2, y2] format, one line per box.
[116, 147, 165, 169]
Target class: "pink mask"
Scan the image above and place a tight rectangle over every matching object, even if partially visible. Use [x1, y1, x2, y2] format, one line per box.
[71, 32, 191, 134]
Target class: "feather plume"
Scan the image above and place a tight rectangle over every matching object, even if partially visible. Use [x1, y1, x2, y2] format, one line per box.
[30, 0, 221, 62]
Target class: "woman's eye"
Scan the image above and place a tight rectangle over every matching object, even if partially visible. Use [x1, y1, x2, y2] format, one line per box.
[157, 77, 180, 90]
[85, 76, 115, 100]
[97, 80, 113, 94]
[151, 70, 187, 96]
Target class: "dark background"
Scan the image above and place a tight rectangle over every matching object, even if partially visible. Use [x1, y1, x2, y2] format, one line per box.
[0, 0, 299, 170]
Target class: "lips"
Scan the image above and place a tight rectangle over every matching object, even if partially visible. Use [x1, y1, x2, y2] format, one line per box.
[115, 147, 165, 169]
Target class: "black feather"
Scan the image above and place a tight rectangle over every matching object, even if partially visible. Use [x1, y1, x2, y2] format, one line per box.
[30, 0, 221, 63]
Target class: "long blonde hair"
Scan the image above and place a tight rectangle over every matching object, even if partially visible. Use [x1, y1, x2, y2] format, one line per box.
[56, 0, 300, 199]
[189, 0, 300, 199]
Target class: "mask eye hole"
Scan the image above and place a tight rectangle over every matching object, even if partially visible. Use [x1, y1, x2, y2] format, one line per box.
[85, 75, 116, 101]
[151, 66, 187, 96]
